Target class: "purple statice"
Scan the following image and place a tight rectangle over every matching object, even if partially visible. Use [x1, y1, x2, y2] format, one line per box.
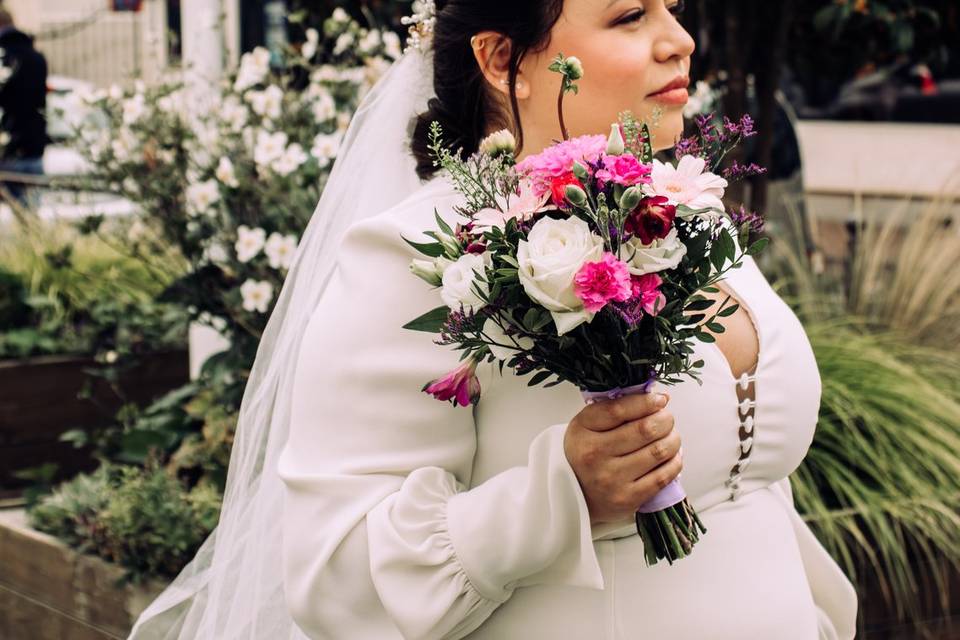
[611, 299, 647, 328]
[695, 113, 719, 144]
[674, 135, 703, 160]
[437, 309, 476, 346]
[723, 160, 768, 182]
[729, 205, 765, 234]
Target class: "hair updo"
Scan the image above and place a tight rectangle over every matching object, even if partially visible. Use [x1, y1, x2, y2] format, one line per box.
[410, 0, 565, 180]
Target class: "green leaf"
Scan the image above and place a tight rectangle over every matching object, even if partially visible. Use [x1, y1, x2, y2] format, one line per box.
[402, 236, 445, 257]
[706, 322, 725, 333]
[718, 303, 740, 317]
[695, 331, 716, 343]
[747, 237, 770, 256]
[434, 209, 454, 236]
[402, 306, 450, 333]
[522, 308, 539, 329]
[686, 299, 716, 312]
[527, 370, 553, 387]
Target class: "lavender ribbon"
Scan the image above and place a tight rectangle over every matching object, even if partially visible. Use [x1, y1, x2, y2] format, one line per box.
[579, 375, 687, 514]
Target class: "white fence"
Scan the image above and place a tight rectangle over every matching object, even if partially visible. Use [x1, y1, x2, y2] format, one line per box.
[31, 1, 170, 88]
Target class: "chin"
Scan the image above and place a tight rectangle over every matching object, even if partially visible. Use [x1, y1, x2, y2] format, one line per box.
[649, 109, 685, 153]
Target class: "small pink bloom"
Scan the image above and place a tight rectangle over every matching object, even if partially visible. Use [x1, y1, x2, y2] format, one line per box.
[423, 357, 482, 407]
[574, 252, 633, 313]
[630, 273, 667, 316]
[514, 134, 607, 198]
[595, 154, 652, 189]
[473, 179, 551, 233]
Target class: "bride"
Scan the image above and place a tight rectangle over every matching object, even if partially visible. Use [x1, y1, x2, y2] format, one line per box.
[129, 1, 859, 638]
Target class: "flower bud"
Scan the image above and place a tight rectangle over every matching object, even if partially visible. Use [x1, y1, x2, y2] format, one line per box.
[478, 129, 517, 157]
[564, 184, 588, 207]
[438, 232, 462, 257]
[619, 186, 642, 212]
[409, 258, 442, 286]
[606, 123, 625, 155]
[572, 161, 590, 181]
[564, 56, 583, 80]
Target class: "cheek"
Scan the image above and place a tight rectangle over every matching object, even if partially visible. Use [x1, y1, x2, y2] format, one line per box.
[566, 39, 658, 136]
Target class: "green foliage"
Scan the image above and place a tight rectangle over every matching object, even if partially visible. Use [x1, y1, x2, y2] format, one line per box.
[28, 461, 221, 583]
[0, 220, 185, 359]
[766, 204, 960, 630]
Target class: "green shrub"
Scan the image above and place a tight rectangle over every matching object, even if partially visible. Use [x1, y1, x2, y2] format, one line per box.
[28, 462, 220, 583]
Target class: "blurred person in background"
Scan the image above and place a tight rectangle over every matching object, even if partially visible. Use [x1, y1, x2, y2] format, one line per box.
[0, 6, 48, 205]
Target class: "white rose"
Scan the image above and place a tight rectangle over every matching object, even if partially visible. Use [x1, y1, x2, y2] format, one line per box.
[618, 227, 687, 276]
[440, 252, 491, 313]
[482, 317, 535, 361]
[517, 216, 604, 335]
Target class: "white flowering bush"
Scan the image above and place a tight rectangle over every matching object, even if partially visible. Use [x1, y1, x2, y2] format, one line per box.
[62, 13, 401, 406]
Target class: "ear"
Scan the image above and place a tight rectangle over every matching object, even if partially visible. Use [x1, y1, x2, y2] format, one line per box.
[470, 31, 531, 100]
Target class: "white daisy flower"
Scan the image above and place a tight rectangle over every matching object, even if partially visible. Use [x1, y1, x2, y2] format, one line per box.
[271, 143, 308, 177]
[264, 232, 299, 270]
[235, 225, 266, 263]
[186, 180, 221, 216]
[311, 90, 336, 123]
[216, 157, 240, 188]
[240, 279, 274, 314]
[254, 129, 288, 167]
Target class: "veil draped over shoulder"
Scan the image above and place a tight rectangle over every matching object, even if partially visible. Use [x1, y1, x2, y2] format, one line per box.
[128, 46, 436, 639]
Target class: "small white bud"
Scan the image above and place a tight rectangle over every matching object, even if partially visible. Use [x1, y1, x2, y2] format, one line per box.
[606, 123, 625, 155]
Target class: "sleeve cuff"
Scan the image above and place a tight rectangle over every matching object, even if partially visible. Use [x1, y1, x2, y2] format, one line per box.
[446, 422, 605, 601]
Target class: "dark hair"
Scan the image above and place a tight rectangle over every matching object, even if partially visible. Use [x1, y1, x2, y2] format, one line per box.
[410, 0, 564, 180]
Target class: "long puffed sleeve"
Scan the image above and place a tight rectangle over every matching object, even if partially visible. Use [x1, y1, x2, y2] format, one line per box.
[770, 476, 858, 640]
[277, 185, 604, 640]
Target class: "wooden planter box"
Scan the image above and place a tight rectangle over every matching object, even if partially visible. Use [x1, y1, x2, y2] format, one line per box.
[0, 350, 189, 497]
[0, 508, 167, 640]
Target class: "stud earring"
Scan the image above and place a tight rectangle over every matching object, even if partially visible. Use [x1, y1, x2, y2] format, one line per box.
[471, 35, 484, 49]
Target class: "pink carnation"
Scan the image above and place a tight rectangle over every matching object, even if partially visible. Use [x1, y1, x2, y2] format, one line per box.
[595, 154, 652, 189]
[631, 273, 667, 316]
[514, 134, 607, 198]
[574, 252, 633, 313]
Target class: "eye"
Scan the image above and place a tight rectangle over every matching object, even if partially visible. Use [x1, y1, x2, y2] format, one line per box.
[617, 1, 685, 26]
[617, 9, 645, 25]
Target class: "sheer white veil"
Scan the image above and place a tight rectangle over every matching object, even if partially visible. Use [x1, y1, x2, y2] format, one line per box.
[128, 46, 437, 639]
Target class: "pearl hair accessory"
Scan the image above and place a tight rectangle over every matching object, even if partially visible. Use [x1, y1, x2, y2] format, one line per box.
[401, 0, 438, 53]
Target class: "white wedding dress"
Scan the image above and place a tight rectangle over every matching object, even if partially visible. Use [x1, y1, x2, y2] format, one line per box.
[277, 173, 859, 640]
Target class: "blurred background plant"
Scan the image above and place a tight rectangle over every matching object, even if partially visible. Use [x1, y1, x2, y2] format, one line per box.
[19, 11, 404, 581]
[0, 218, 185, 359]
[766, 200, 960, 632]
[27, 459, 221, 584]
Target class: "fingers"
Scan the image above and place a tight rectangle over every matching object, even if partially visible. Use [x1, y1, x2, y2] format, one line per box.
[629, 452, 683, 503]
[613, 428, 681, 480]
[576, 391, 671, 433]
[605, 409, 675, 457]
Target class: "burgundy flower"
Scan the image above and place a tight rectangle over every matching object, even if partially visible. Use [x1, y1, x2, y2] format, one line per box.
[624, 196, 677, 245]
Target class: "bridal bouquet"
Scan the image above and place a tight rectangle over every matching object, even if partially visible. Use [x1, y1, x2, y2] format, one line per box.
[403, 55, 767, 566]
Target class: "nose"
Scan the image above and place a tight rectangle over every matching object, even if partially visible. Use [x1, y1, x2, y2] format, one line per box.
[652, 9, 696, 67]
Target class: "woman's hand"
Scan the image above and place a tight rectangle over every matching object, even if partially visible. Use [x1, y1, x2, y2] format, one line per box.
[563, 392, 682, 526]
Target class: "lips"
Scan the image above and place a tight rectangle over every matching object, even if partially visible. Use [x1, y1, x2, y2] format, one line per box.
[649, 76, 690, 97]
[647, 76, 690, 106]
